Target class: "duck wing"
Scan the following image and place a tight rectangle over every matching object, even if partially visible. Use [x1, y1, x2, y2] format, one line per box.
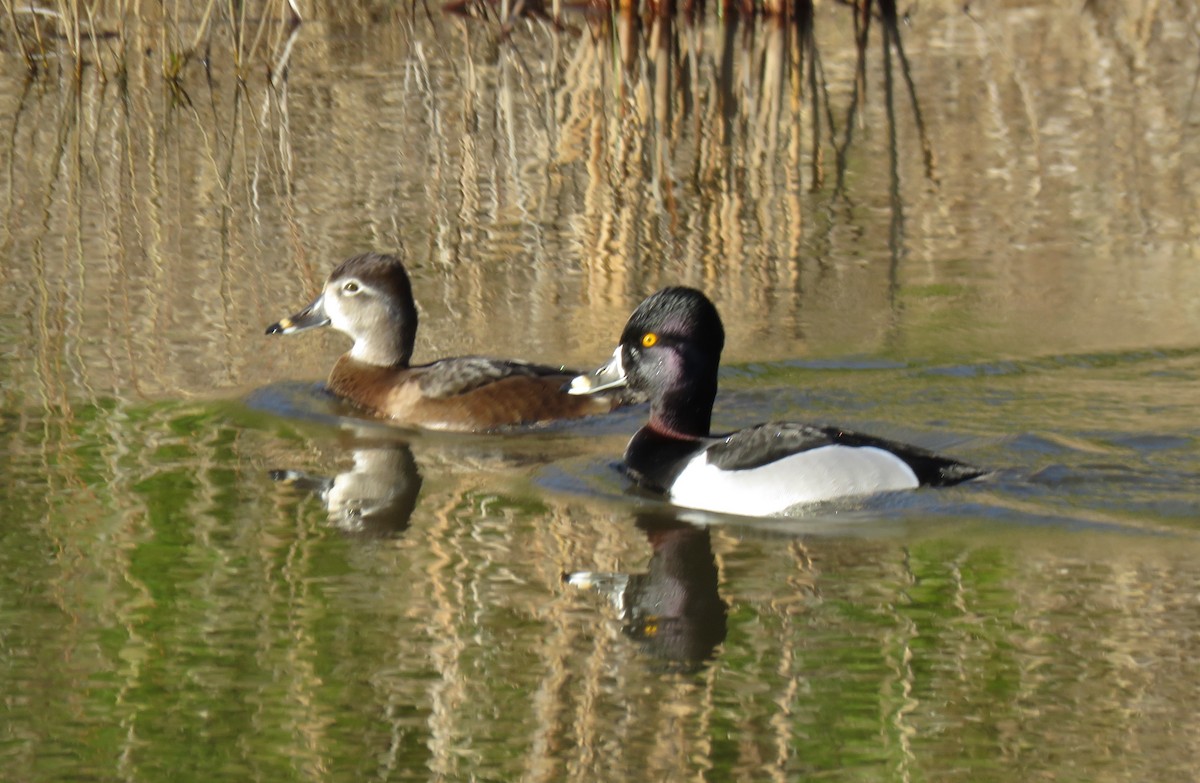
[706, 422, 985, 487]
[416, 357, 572, 399]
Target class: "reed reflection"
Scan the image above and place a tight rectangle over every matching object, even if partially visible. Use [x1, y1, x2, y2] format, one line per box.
[566, 512, 728, 668]
[554, 2, 938, 336]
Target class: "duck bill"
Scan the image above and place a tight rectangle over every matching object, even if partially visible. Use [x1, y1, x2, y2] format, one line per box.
[568, 347, 628, 395]
[265, 293, 331, 335]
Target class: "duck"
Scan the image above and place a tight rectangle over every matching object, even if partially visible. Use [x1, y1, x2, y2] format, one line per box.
[266, 252, 629, 431]
[567, 286, 986, 516]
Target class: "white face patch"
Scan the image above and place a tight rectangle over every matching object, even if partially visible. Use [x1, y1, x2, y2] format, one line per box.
[668, 445, 920, 516]
[323, 284, 353, 334]
[322, 281, 397, 365]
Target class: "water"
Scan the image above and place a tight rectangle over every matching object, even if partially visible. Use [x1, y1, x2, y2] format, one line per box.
[2, 2, 1200, 781]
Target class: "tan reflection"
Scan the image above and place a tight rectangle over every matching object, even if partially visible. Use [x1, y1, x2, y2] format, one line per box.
[2, 3, 1200, 427]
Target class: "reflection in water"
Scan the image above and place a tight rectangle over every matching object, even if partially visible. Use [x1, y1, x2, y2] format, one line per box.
[3, 3, 1200, 781]
[566, 513, 728, 668]
[3, 3, 1199, 418]
[2, 1, 304, 81]
[272, 439, 423, 537]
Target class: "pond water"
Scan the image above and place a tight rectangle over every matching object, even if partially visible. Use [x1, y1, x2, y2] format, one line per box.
[2, 2, 1200, 780]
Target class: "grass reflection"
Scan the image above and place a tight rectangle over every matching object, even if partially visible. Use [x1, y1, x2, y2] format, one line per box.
[1, 391, 1200, 780]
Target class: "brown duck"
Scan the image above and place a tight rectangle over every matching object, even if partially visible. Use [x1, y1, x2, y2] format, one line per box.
[267, 252, 630, 432]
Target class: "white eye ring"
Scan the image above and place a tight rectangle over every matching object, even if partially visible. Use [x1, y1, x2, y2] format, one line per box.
[341, 280, 362, 295]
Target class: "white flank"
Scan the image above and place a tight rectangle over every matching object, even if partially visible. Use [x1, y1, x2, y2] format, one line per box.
[668, 445, 920, 516]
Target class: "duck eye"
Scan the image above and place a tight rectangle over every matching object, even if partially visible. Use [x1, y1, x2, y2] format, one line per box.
[341, 281, 361, 295]
[641, 332, 658, 348]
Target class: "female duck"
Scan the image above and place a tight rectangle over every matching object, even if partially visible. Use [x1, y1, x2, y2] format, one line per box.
[568, 287, 984, 515]
[267, 252, 628, 432]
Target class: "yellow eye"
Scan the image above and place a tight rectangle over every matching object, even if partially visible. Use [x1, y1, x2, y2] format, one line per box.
[641, 332, 658, 347]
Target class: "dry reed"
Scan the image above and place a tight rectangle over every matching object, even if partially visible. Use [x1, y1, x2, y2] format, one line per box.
[0, 0, 303, 81]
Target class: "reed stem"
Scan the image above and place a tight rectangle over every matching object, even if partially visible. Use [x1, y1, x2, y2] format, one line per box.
[1, 0, 37, 71]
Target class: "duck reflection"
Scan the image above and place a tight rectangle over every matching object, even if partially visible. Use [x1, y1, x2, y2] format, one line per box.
[271, 441, 422, 538]
[565, 513, 727, 668]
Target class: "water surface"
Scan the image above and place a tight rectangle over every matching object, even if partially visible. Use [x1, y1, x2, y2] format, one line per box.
[2, 2, 1199, 780]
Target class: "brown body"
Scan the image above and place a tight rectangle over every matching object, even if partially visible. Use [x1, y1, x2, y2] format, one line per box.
[329, 356, 619, 432]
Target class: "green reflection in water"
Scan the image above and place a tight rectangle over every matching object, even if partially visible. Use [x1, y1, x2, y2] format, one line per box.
[0, 393, 1197, 781]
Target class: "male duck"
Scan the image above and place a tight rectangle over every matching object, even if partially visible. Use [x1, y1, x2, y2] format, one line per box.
[267, 252, 628, 431]
[568, 287, 985, 516]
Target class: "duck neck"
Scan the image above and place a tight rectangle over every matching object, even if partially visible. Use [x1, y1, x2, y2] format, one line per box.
[350, 336, 411, 368]
[648, 378, 716, 439]
[349, 312, 416, 368]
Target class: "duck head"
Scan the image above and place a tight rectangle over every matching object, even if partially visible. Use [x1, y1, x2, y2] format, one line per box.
[570, 287, 725, 437]
[267, 252, 418, 367]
